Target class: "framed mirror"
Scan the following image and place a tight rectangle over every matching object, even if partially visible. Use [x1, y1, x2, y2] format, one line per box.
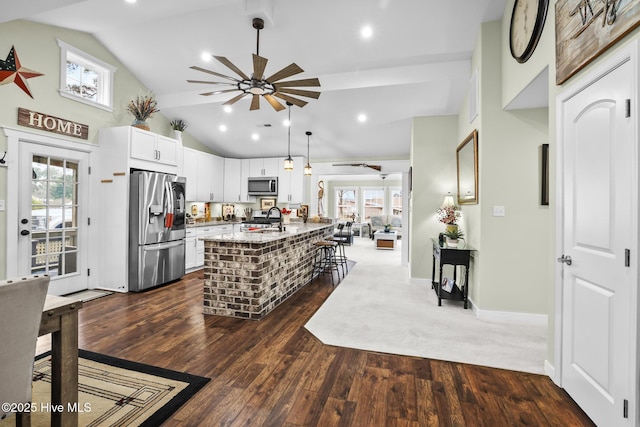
[456, 129, 478, 205]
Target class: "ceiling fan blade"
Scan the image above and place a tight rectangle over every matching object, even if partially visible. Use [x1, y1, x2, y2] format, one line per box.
[223, 92, 249, 106]
[365, 164, 382, 171]
[187, 79, 238, 86]
[273, 92, 308, 108]
[263, 94, 286, 111]
[189, 66, 240, 83]
[276, 88, 321, 99]
[274, 77, 321, 88]
[265, 63, 304, 83]
[252, 54, 268, 81]
[200, 88, 240, 96]
[213, 56, 250, 80]
[250, 94, 261, 110]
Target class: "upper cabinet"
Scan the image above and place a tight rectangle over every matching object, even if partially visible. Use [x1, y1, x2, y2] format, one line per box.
[278, 156, 304, 204]
[240, 159, 256, 203]
[223, 158, 242, 202]
[182, 147, 224, 202]
[249, 157, 280, 177]
[129, 127, 179, 166]
[99, 126, 181, 175]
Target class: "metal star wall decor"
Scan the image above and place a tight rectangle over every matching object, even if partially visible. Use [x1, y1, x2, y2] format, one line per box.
[0, 46, 44, 98]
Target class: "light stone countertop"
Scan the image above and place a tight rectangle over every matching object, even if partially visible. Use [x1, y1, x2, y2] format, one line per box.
[201, 223, 333, 244]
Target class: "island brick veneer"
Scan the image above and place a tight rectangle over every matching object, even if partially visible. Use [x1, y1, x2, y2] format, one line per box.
[203, 225, 333, 319]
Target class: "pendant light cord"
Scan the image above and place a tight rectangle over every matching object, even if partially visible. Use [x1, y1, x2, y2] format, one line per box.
[287, 104, 292, 157]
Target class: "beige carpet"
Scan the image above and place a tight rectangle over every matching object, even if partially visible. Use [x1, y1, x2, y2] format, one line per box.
[0, 350, 209, 427]
[305, 238, 547, 374]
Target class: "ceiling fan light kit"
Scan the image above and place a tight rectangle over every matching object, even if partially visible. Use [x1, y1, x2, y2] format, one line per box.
[188, 17, 321, 112]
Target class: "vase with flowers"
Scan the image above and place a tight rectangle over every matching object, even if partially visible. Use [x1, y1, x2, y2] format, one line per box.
[170, 119, 187, 140]
[281, 208, 292, 224]
[127, 95, 159, 131]
[436, 204, 461, 233]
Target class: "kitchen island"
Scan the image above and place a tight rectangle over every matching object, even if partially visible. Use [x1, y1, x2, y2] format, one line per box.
[202, 222, 334, 319]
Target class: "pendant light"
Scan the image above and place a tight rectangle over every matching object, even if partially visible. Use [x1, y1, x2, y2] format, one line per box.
[284, 102, 294, 171]
[304, 131, 313, 176]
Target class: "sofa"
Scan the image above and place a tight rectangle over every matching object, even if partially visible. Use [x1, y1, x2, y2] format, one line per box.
[369, 215, 402, 239]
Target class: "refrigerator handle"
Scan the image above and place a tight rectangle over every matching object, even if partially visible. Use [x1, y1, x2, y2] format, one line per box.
[164, 181, 175, 228]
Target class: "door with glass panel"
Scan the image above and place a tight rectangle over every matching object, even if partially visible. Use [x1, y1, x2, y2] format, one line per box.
[17, 142, 88, 295]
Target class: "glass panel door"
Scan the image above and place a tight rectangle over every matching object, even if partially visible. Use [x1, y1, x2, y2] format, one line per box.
[30, 156, 79, 277]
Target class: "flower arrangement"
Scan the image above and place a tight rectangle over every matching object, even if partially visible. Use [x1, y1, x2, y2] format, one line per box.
[436, 205, 461, 225]
[281, 208, 292, 216]
[127, 95, 159, 121]
[170, 119, 187, 131]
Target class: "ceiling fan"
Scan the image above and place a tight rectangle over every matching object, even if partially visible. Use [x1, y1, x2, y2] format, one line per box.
[187, 18, 321, 112]
[332, 163, 382, 171]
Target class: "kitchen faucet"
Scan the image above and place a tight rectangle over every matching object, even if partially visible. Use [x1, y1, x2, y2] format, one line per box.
[266, 206, 283, 232]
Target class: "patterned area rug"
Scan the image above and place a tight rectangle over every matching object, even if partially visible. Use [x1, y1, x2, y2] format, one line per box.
[0, 350, 209, 427]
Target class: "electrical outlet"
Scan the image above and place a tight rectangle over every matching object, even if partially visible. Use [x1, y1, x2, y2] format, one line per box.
[493, 205, 505, 217]
[0, 200, 5, 211]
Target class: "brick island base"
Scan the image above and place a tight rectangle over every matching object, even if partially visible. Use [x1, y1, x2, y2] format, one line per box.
[203, 223, 333, 319]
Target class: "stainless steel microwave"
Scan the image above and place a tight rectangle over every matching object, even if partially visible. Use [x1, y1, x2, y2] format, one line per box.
[248, 177, 278, 196]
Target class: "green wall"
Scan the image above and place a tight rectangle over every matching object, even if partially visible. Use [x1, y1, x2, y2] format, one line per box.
[0, 20, 211, 279]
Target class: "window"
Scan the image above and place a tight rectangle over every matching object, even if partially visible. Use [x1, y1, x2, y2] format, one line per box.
[361, 187, 385, 220]
[391, 187, 402, 215]
[334, 187, 357, 220]
[58, 39, 116, 111]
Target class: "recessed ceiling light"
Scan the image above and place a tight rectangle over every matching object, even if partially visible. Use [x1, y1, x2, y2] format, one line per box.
[201, 52, 211, 62]
[223, 105, 232, 113]
[357, 113, 367, 123]
[219, 125, 227, 132]
[251, 133, 259, 141]
[361, 25, 373, 39]
[283, 119, 290, 127]
[125, 0, 136, 4]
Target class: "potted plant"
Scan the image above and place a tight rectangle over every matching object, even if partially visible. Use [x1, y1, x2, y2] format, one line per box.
[170, 119, 187, 140]
[384, 223, 392, 232]
[127, 95, 159, 131]
[443, 228, 464, 248]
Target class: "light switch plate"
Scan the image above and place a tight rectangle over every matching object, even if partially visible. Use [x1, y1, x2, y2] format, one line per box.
[493, 205, 505, 217]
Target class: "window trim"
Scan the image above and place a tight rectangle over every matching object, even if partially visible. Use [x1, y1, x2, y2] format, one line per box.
[57, 39, 116, 112]
[334, 186, 358, 220]
[361, 186, 386, 220]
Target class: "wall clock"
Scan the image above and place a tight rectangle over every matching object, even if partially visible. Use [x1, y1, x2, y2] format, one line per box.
[509, 0, 549, 63]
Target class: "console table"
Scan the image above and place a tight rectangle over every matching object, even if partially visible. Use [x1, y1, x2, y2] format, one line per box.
[431, 238, 474, 309]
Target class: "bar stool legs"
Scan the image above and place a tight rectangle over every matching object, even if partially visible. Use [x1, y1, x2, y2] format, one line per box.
[312, 241, 341, 285]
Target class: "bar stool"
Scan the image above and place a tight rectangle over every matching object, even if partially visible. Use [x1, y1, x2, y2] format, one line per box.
[328, 223, 350, 277]
[311, 240, 341, 285]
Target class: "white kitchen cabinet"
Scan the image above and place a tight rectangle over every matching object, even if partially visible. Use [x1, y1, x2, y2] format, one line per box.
[129, 126, 179, 167]
[99, 126, 181, 175]
[278, 156, 304, 203]
[240, 159, 256, 203]
[182, 147, 224, 202]
[185, 229, 197, 270]
[223, 158, 242, 202]
[249, 157, 280, 177]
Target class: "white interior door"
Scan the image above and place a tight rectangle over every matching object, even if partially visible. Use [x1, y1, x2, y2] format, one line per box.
[17, 142, 89, 295]
[559, 56, 635, 426]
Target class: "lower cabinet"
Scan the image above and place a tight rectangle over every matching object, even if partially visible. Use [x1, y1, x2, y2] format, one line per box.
[185, 229, 197, 270]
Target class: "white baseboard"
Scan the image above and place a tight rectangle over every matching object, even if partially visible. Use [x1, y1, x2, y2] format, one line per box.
[474, 307, 548, 326]
[544, 359, 555, 380]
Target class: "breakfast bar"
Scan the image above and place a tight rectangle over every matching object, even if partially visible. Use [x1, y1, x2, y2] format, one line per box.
[202, 223, 333, 319]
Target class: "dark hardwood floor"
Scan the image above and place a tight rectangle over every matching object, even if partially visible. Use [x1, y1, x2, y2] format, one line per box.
[38, 267, 595, 426]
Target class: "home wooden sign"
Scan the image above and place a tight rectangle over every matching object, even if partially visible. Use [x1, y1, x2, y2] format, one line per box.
[17, 107, 89, 139]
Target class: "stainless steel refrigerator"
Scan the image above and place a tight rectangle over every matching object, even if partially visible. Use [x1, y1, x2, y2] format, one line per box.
[129, 170, 186, 292]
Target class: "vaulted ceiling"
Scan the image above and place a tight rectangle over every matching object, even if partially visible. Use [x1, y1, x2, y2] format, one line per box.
[6, 0, 507, 161]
